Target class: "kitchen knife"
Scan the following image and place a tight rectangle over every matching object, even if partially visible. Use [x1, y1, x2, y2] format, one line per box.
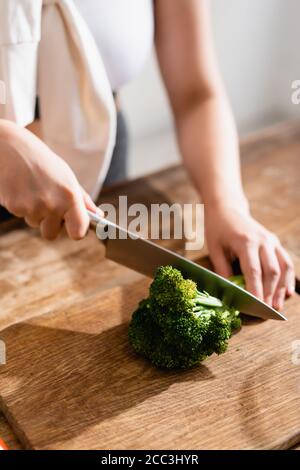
[87, 210, 287, 321]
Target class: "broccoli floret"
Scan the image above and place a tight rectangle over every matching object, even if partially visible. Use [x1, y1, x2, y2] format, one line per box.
[229, 274, 246, 289]
[128, 266, 242, 369]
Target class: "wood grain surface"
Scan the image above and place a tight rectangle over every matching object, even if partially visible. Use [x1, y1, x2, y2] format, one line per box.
[1, 277, 300, 450]
[0, 122, 299, 450]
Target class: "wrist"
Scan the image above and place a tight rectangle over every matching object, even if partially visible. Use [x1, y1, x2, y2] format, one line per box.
[203, 190, 250, 215]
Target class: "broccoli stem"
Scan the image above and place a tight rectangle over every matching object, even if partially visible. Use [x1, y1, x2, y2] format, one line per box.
[194, 291, 223, 308]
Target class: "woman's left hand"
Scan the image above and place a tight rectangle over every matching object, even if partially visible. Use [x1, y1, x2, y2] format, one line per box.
[205, 202, 295, 311]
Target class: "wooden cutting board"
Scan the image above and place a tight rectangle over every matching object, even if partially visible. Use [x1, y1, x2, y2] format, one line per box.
[1, 274, 300, 450]
[0, 122, 299, 450]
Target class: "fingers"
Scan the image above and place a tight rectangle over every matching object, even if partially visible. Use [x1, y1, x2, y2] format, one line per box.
[81, 188, 104, 216]
[37, 200, 91, 242]
[64, 199, 90, 241]
[210, 244, 233, 278]
[40, 214, 63, 241]
[260, 244, 280, 306]
[24, 215, 43, 229]
[238, 243, 264, 300]
[26, 189, 97, 241]
[41, 188, 99, 241]
[272, 280, 286, 311]
[272, 245, 295, 310]
[237, 238, 295, 310]
[276, 246, 295, 297]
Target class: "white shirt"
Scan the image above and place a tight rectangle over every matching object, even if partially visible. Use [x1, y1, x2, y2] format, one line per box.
[0, 0, 117, 199]
[74, 0, 154, 90]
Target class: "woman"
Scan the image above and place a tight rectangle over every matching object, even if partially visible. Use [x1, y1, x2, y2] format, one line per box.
[0, 0, 294, 310]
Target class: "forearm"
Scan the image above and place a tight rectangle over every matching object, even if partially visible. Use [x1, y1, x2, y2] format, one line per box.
[154, 0, 294, 307]
[175, 94, 248, 211]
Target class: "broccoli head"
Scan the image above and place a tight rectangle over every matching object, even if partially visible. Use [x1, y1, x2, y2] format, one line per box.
[128, 266, 242, 369]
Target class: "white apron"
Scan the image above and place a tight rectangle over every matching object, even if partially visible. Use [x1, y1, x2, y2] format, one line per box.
[0, 0, 116, 199]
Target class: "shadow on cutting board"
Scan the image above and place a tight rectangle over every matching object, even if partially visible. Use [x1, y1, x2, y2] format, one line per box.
[0, 321, 214, 450]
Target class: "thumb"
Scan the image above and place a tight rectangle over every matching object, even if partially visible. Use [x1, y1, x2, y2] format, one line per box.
[81, 188, 104, 217]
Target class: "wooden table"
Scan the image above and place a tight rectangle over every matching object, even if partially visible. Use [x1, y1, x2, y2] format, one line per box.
[0, 122, 299, 450]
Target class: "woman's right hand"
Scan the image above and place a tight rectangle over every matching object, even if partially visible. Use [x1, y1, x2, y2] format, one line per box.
[0, 119, 101, 240]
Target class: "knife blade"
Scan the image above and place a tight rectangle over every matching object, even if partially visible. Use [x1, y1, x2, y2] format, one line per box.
[87, 210, 287, 321]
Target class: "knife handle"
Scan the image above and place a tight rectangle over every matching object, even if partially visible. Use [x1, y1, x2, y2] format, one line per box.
[87, 210, 110, 245]
[87, 210, 119, 231]
[87, 209, 107, 229]
[87, 209, 131, 244]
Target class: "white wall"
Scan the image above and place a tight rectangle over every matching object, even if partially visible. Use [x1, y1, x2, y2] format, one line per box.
[120, 0, 300, 178]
